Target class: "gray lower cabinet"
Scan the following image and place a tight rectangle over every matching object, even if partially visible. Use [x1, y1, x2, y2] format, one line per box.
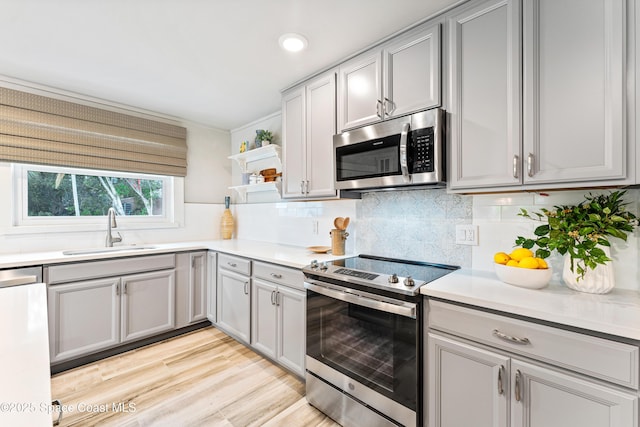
[427, 301, 639, 427]
[251, 261, 305, 377]
[216, 254, 251, 343]
[47, 277, 120, 363]
[207, 251, 217, 323]
[46, 254, 176, 364]
[175, 251, 208, 328]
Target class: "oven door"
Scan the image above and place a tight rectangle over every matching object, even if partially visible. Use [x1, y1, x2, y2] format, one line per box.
[305, 280, 419, 411]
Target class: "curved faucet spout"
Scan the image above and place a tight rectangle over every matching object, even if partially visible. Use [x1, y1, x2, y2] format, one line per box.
[106, 207, 123, 247]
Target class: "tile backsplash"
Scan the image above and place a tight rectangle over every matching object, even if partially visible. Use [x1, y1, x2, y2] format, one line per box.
[356, 189, 473, 268]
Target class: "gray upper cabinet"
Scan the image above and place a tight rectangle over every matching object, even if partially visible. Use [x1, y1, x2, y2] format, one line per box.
[449, 0, 630, 191]
[282, 70, 337, 199]
[522, 0, 627, 185]
[337, 22, 441, 132]
[448, 0, 522, 190]
[383, 23, 441, 119]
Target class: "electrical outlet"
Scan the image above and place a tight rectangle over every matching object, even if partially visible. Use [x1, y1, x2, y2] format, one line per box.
[455, 224, 479, 245]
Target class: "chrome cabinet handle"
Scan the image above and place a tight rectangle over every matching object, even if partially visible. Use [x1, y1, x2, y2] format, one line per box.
[376, 99, 383, 119]
[515, 370, 522, 402]
[275, 291, 280, 306]
[399, 122, 411, 183]
[306, 180, 310, 194]
[493, 329, 531, 345]
[300, 181, 304, 194]
[271, 290, 277, 305]
[116, 283, 120, 296]
[243, 281, 249, 295]
[52, 399, 63, 426]
[123, 283, 127, 294]
[527, 153, 534, 177]
[497, 365, 505, 395]
[513, 155, 519, 179]
[383, 97, 395, 117]
[228, 262, 237, 268]
[271, 273, 283, 279]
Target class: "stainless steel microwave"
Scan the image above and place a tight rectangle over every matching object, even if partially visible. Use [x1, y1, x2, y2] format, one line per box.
[334, 108, 445, 192]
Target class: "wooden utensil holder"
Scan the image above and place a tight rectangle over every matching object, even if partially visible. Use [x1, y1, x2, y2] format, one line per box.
[330, 229, 349, 255]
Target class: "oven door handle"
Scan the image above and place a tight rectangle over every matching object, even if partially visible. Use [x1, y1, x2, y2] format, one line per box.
[399, 122, 411, 183]
[304, 281, 416, 319]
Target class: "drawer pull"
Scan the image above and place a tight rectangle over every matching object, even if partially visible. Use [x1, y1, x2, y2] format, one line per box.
[515, 369, 522, 402]
[270, 273, 283, 279]
[497, 365, 505, 395]
[228, 262, 237, 268]
[492, 329, 530, 345]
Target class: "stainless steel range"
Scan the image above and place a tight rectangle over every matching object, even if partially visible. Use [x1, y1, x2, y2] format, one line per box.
[303, 255, 459, 427]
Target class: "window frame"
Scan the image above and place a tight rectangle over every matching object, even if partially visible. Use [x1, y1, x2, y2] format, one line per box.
[12, 163, 179, 230]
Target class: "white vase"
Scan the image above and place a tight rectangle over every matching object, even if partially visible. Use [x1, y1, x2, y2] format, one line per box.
[562, 247, 615, 294]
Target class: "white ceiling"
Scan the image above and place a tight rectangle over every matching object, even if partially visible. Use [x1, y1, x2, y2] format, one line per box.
[0, 0, 459, 130]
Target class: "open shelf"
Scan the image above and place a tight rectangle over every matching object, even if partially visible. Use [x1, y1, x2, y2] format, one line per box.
[228, 144, 281, 171]
[229, 181, 281, 202]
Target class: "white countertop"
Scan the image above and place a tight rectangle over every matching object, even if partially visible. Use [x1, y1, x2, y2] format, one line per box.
[0, 239, 350, 270]
[422, 269, 640, 341]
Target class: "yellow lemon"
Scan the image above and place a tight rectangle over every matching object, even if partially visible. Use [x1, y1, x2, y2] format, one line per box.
[493, 252, 510, 265]
[536, 258, 549, 269]
[506, 259, 520, 267]
[518, 257, 540, 269]
[509, 247, 534, 261]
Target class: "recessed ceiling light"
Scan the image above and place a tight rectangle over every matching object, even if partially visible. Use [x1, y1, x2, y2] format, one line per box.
[279, 33, 308, 53]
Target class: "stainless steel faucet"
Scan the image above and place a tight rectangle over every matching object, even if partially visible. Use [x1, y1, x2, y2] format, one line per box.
[105, 207, 123, 247]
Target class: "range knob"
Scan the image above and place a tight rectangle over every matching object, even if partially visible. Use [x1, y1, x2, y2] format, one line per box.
[319, 262, 329, 271]
[310, 259, 319, 269]
[388, 274, 399, 284]
[403, 276, 415, 287]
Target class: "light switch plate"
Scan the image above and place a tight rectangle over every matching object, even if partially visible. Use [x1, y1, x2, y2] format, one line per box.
[455, 224, 479, 245]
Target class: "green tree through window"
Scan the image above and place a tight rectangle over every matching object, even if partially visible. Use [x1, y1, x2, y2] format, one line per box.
[27, 170, 164, 217]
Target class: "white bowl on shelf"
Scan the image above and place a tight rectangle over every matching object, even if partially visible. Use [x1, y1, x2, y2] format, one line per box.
[494, 263, 552, 289]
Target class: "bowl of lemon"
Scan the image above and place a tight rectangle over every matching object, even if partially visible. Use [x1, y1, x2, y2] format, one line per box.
[494, 247, 552, 289]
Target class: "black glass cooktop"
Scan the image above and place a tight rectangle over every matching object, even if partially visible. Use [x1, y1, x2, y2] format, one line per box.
[331, 254, 459, 283]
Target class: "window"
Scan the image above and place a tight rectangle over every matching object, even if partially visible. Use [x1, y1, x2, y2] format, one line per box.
[13, 164, 176, 228]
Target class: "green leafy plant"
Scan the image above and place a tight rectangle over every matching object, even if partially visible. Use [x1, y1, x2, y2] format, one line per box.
[255, 129, 273, 142]
[515, 191, 637, 281]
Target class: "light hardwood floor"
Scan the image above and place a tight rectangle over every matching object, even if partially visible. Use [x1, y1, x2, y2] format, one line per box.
[51, 327, 340, 427]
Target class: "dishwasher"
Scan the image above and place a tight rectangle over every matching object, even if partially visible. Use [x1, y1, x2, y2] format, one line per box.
[0, 266, 62, 426]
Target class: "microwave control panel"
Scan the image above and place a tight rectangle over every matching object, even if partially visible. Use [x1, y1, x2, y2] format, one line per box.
[408, 127, 434, 173]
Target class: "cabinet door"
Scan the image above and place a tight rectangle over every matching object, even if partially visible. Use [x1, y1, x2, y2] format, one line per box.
[282, 86, 306, 198]
[511, 359, 638, 427]
[428, 333, 509, 427]
[448, 0, 522, 190]
[216, 268, 251, 343]
[188, 252, 207, 323]
[338, 51, 383, 131]
[207, 251, 217, 323]
[48, 278, 120, 363]
[121, 270, 175, 343]
[523, 0, 626, 184]
[305, 71, 337, 198]
[277, 285, 306, 377]
[383, 23, 441, 118]
[251, 278, 278, 359]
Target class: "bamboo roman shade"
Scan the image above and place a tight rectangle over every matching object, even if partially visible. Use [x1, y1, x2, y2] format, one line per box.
[0, 87, 187, 176]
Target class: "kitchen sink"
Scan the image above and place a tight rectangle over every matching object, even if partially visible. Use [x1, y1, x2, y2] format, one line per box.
[62, 245, 157, 256]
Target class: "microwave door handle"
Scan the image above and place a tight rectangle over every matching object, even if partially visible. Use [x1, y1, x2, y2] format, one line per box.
[399, 123, 411, 183]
